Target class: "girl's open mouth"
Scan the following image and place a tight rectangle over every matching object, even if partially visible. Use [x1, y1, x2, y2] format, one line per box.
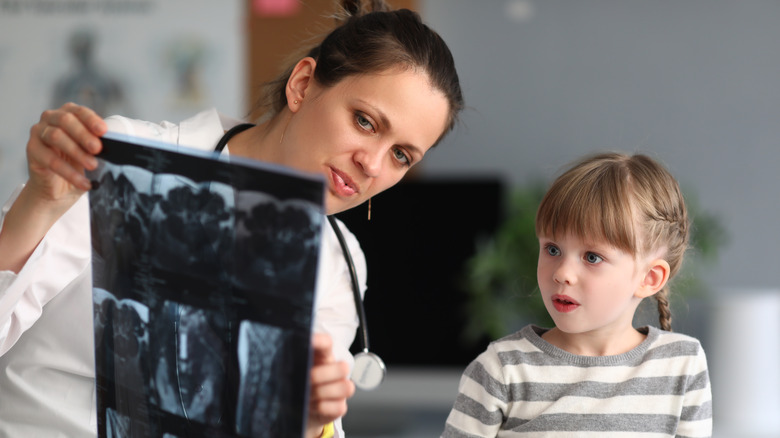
[551, 294, 580, 313]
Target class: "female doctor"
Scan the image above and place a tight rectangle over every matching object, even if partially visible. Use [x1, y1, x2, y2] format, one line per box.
[0, 1, 464, 437]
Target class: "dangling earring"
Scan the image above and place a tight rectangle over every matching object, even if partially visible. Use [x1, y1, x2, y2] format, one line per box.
[281, 99, 301, 143]
[279, 118, 289, 144]
[367, 198, 372, 221]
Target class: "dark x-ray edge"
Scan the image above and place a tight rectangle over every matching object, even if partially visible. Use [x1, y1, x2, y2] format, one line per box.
[99, 131, 326, 197]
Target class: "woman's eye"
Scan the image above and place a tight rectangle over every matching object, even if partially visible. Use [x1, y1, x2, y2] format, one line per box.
[356, 113, 375, 132]
[393, 147, 410, 165]
[585, 252, 603, 264]
[545, 244, 560, 256]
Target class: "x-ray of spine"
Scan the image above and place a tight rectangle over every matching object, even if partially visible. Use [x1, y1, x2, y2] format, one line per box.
[87, 134, 324, 437]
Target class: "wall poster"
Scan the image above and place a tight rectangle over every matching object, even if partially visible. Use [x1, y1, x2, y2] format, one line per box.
[86, 133, 324, 437]
[0, 0, 243, 205]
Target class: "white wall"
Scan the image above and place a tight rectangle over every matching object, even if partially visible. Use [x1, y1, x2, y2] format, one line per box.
[417, 2, 780, 434]
[420, 0, 780, 294]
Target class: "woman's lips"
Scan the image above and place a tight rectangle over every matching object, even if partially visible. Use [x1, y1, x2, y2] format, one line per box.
[551, 294, 580, 313]
[330, 167, 358, 197]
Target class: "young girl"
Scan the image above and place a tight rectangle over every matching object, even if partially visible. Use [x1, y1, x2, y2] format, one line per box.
[443, 152, 712, 437]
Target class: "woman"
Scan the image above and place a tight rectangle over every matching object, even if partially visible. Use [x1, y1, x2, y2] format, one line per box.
[0, 1, 463, 437]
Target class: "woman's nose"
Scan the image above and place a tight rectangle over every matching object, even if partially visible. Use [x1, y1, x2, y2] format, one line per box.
[354, 148, 382, 178]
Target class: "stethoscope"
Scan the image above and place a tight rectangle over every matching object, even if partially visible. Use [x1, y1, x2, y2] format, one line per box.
[215, 123, 386, 391]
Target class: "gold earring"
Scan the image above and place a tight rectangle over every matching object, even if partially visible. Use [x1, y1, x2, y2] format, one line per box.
[367, 198, 372, 221]
[280, 113, 292, 144]
[281, 100, 302, 143]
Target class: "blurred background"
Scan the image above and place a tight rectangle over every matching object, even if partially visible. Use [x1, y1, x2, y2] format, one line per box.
[2, 1, 778, 437]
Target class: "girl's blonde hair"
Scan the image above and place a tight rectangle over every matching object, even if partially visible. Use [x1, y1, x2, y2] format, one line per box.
[535, 152, 690, 331]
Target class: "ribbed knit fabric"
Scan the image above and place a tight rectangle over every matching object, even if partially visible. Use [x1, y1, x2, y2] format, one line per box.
[443, 325, 712, 437]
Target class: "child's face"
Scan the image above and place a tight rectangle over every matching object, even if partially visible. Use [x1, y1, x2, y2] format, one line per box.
[536, 232, 650, 337]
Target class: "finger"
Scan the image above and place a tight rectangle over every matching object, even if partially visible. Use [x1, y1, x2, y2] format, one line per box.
[40, 120, 102, 170]
[58, 101, 108, 140]
[28, 135, 92, 191]
[309, 382, 354, 422]
[37, 103, 105, 170]
[41, 103, 105, 156]
[31, 121, 96, 191]
[309, 373, 355, 401]
[310, 360, 350, 386]
[309, 398, 349, 423]
[311, 332, 335, 365]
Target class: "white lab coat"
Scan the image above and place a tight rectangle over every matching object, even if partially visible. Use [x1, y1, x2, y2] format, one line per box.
[0, 108, 366, 437]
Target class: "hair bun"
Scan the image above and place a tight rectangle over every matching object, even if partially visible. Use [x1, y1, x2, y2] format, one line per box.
[341, 0, 361, 16]
[340, 0, 392, 18]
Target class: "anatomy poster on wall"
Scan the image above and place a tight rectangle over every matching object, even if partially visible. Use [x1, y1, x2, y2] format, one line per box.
[86, 133, 323, 437]
[0, 0, 244, 204]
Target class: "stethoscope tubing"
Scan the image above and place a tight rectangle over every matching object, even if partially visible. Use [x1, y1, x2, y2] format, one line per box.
[327, 215, 371, 353]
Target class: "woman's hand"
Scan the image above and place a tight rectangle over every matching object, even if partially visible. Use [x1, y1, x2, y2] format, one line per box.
[305, 332, 356, 438]
[0, 103, 106, 273]
[27, 102, 107, 198]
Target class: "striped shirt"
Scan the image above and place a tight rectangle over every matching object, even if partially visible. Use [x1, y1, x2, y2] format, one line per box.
[443, 325, 712, 438]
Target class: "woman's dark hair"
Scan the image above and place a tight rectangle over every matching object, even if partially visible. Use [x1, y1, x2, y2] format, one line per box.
[259, 0, 463, 143]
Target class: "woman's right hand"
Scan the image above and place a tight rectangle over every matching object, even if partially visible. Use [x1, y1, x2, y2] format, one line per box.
[0, 103, 107, 273]
[26, 102, 107, 200]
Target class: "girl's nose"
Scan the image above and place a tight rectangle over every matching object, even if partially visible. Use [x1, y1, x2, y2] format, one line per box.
[553, 260, 576, 285]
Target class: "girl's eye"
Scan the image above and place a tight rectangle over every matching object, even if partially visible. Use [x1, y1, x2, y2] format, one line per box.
[545, 244, 560, 257]
[356, 113, 375, 132]
[392, 147, 410, 166]
[585, 252, 603, 264]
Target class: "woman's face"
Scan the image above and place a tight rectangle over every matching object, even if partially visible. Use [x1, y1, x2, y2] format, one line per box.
[281, 66, 450, 215]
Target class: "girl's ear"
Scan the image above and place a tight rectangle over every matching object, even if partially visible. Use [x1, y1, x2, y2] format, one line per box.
[285, 57, 317, 113]
[636, 259, 670, 299]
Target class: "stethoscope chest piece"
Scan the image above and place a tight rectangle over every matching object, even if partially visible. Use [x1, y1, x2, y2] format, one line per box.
[352, 350, 386, 391]
[326, 215, 387, 390]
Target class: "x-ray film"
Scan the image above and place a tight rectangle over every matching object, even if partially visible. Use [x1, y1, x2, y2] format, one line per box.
[87, 133, 324, 437]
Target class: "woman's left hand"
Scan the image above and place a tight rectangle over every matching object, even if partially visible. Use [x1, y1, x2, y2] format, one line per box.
[305, 332, 356, 438]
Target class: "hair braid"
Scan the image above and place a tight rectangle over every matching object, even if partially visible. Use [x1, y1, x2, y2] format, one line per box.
[655, 286, 673, 332]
